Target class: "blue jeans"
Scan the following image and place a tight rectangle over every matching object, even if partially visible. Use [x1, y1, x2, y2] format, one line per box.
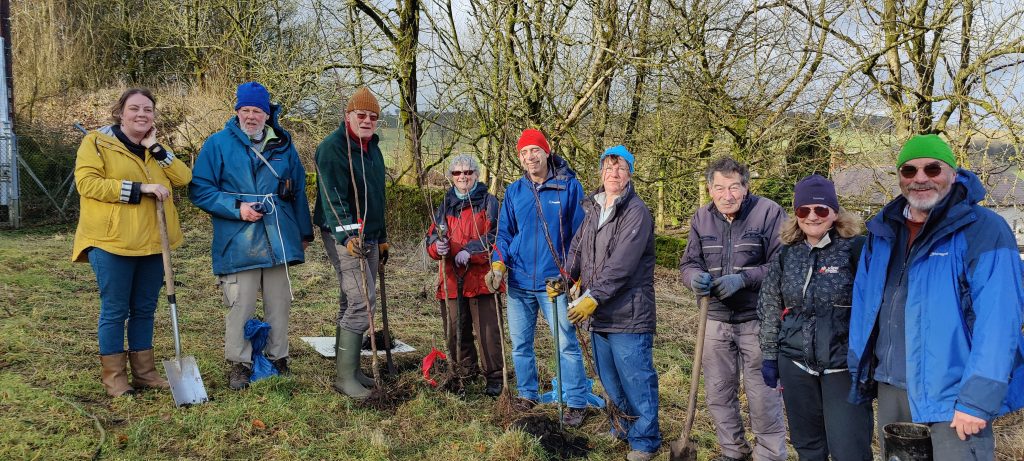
[88, 248, 164, 355]
[592, 331, 661, 453]
[506, 286, 589, 408]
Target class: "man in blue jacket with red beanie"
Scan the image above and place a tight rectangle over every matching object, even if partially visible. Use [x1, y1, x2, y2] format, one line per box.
[484, 128, 590, 427]
[848, 134, 1024, 459]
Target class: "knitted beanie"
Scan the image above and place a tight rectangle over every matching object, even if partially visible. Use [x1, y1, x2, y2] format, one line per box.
[516, 128, 550, 154]
[346, 87, 381, 114]
[600, 145, 635, 173]
[897, 134, 957, 168]
[793, 174, 840, 212]
[235, 81, 270, 113]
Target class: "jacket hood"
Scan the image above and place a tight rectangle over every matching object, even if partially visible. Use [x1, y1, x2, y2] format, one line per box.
[224, 103, 292, 147]
[867, 168, 984, 238]
[549, 155, 577, 181]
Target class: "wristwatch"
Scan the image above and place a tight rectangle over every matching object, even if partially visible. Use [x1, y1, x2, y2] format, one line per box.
[147, 143, 165, 155]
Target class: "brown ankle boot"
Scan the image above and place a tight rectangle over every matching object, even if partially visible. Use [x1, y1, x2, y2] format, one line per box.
[100, 353, 136, 397]
[128, 349, 169, 389]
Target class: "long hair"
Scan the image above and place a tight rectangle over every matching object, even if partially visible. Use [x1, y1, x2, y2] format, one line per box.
[110, 88, 156, 124]
[779, 207, 863, 245]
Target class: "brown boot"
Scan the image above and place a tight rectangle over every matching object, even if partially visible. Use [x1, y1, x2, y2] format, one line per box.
[128, 349, 169, 389]
[100, 353, 136, 397]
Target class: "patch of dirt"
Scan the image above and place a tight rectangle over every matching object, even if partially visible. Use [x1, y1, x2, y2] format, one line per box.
[509, 414, 590, 460]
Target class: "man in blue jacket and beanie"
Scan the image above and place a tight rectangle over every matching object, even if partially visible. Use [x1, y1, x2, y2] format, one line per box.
[484, 128, 590, 427]
[848, 134, 1024, 459]
[190, 81, 314, 390]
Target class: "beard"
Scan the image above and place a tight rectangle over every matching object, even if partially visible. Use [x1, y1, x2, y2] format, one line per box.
[903, 184, 949, 212]
[241, 122, 266, 139]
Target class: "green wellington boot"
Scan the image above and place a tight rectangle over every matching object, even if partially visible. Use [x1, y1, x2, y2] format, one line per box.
[337, 327, 376, 387]
[334, 329, 371, 399]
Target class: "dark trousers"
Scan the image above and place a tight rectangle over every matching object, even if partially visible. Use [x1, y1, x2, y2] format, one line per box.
[779, 359, 873, 461]
[440, 295, 503, 383]
[877, 383, 995, 461]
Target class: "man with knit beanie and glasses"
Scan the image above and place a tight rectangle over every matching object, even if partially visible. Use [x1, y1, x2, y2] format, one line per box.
[313, 87, 390, 399]
[848, 134, 1024, 459]
[190, 81, 314, 390]
[484, 128, 590, 427]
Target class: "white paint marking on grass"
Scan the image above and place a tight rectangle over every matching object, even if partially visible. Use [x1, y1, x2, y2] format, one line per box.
[300, 336, 416, 357]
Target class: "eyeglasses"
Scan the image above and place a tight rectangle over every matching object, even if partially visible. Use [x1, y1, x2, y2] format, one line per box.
[899, 162, 943, 179]
[795, 205, 831, 219]
[450, 170, 476, 177]
[354, 112, 379, 122]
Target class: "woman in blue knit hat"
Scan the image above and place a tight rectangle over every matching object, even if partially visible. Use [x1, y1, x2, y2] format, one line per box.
[755, 174, 874, 461]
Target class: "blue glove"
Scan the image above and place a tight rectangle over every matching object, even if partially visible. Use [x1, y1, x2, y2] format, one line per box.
[689, 272, 712, 296]
[711, 274, 745, 300]
[454, 250, 470, 266]
[435, 238, 449, 256]
[761, 359, 779, 388]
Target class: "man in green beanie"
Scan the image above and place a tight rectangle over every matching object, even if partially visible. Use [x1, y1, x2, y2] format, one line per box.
[848, 134, 1024, 460]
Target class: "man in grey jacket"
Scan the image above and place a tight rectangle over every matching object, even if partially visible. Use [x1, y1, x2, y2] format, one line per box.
[679, 157, 787, 461]
[566, 146, 659, 461]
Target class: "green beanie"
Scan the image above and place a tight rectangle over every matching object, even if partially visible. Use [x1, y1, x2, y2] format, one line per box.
[897, 134, 957, 169]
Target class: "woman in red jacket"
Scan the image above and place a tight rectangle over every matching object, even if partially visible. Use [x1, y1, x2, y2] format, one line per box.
[425, 154, 504, 396]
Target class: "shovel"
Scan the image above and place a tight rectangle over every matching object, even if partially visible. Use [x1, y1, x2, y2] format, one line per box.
[378, 263, 398, 375]
[668, 296, 710, 461]
[155, 200, 209, 407]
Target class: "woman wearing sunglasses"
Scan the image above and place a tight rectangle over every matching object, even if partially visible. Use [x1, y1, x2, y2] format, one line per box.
[424, 154, 505, 396]
[755, 174, 873, 461]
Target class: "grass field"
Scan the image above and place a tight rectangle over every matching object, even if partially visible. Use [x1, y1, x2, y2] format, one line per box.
[1, 202, 1022, 460]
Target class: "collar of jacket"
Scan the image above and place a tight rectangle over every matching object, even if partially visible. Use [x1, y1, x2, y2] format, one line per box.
[709, 193, 756, 222]
[225, 103, 292, 152]
[443, 181, 489, 212]
[582, 181, 636, 216]
[94, 126, 143, 160]
[867, 168, 983, 244]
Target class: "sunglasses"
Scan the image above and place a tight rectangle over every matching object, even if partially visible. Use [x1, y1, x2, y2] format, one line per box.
[450, 170, 476, 177]
[354, 112, 379, 122]
[795, 205, 831, 219]
[899, 161, 943, 179]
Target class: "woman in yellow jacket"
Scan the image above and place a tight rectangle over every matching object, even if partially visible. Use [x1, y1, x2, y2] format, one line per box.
[72, 88, 192, 397]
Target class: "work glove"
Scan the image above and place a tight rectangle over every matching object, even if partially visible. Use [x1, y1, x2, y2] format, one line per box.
[711, 274, 745, 300]
[435, 238, 450, 256]
[378, 242, 390, 265]
[454, 250, 470, 267]
[761, 359, 779, 389]
[567, 294, 598, 324]
[689, 272, 712, 296]
[545, 279, 564, 300]
[345, 236, 363, 258]
[484, 261, 506, 293]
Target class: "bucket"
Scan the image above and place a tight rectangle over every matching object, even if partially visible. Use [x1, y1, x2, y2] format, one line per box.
[883, 422, 932, 461]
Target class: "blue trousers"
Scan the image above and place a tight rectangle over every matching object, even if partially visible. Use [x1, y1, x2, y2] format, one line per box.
[592, 331, 661, 453]
[506, 286, 589, 407]
[88, 248, 164, 355]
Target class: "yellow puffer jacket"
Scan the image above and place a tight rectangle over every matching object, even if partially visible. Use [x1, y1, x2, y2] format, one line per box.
[72, 126, 192, 262]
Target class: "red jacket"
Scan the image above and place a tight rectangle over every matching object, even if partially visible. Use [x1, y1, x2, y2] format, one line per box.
[426, 183, 504, 299]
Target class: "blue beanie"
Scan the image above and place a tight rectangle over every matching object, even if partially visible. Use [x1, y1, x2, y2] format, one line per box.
[793, 174, 840, 212]
[235, 81, 271, 113]
[600, 145, 635, 173]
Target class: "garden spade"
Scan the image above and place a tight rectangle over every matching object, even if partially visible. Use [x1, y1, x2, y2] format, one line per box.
[668, 296, 709, 461]
[155, 200, 209, 407]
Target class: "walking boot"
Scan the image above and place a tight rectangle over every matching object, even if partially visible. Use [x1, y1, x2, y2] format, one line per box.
[334, 330, 371, 399]
[128, 349, 169, 389]
[336, 327, 375, 386]
[100, 353, 136, 397]
[228, 362, 252, 390]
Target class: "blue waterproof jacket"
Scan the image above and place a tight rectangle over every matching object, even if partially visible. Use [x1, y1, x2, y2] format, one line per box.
[493, 155, 584, 291]
[189, 107, 314, 275]
[848, 169, 1024, 422]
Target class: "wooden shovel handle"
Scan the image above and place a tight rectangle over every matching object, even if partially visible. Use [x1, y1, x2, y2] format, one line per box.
[155, 199, 174, 297]
[681, 296, 710, 439]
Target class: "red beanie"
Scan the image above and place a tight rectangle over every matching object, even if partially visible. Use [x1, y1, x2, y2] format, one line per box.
[517, 128, 551, 154]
